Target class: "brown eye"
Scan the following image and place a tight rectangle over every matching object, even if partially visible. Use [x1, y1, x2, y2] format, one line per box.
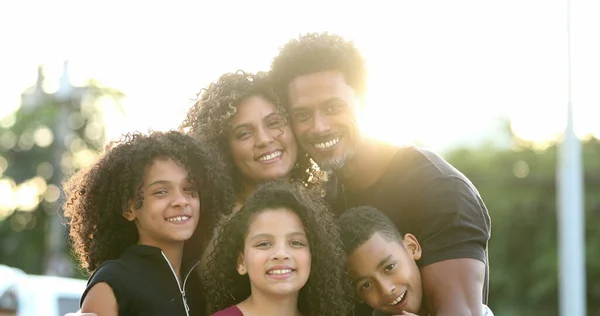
[293, 112, 310, 122]
[236, 131, 251, 139]
[359, 281, 371, 291]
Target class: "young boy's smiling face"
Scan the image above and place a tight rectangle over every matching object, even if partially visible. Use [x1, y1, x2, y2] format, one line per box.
[348, 232, 423, 315]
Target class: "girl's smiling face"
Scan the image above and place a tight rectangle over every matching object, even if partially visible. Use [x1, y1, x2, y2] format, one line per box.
[237, 208, 311, 298]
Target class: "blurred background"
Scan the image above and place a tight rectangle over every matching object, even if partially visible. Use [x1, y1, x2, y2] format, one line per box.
[0, 0, 599, 315]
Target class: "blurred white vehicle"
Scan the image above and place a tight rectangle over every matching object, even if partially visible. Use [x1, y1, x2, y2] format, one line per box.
[0, 265, 86, 316]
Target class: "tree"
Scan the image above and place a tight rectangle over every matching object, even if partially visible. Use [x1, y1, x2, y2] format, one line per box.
[445, 134, 600, 315]
[0, 62, 123, 278]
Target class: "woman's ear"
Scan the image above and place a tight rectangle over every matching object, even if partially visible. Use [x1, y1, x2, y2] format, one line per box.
[403, 233, 422, 261]
[236, 254, 247, 275]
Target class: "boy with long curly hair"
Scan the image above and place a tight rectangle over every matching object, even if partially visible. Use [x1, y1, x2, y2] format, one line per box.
[203, 181, 353, 316]
[63, 131, 227, 316]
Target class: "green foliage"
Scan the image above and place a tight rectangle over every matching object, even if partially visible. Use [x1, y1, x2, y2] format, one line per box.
[0, 82, 123, 277]
[445, 138, 600, 315]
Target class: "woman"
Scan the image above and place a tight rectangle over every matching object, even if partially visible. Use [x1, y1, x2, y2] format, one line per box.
[180, 70, 322, 218]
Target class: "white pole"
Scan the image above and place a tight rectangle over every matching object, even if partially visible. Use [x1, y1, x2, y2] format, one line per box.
[558, 0, 586, 315]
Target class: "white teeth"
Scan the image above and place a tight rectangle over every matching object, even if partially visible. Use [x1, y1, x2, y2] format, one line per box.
[166, 216, 190, 223]
[267, 269, 293, 275]
[258, 150, 282, 162]
[314, 137, 340, 149]
[389, 291, 406, 305]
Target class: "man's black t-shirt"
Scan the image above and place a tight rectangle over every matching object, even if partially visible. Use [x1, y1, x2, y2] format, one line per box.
[326, 146, 491, 315]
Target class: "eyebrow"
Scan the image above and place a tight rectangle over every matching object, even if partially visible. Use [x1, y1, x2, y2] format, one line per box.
[351, 254, 393, 285]
[146, 178, 191, 188]
[376, 254, 393, 270]
[250, 231, 306, 240]
[231, 112, 284, 133]
[291, 97, 343, 112]
[147, 180, 170, 188]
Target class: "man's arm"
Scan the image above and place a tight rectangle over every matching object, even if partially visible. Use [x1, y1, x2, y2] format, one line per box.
[414, 176, 491, 315]
[421, 258, 485, 316]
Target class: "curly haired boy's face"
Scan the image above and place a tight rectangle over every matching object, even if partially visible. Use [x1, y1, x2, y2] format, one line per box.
[348, 233, 423, 315]
[228, 96, 298, 185]
[286, 70, 362, 171]
[237, 208, 311, 299]
[123, 158, 200, 249]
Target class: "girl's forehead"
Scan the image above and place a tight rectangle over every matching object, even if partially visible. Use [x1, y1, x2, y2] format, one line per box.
[246, 208, 305, 236]
[142, 158, 190, 183]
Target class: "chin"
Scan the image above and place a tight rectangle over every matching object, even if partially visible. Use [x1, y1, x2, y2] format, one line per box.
[264, 169, 294, 181]
[269, 284, 303, 296]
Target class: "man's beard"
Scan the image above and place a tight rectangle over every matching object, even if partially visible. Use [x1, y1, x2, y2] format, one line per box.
[319, 149, 354, 173]
[320, 157, 347, 172]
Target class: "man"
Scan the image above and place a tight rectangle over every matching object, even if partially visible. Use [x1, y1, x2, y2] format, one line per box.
[270, 32, 491, 315]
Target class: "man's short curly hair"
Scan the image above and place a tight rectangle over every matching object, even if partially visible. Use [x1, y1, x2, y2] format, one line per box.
[179, 70, 323, 201]
[203, 180, 353, 315]
[63, 131, 228, 274]
[336, 206, 405, 256]
[270, 32, 367, 105]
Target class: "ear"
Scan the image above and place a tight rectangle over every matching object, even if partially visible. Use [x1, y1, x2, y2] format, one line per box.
[122, 202, 137, 222]
[402, 233, 422, 261]
[236, 254, 247, 276]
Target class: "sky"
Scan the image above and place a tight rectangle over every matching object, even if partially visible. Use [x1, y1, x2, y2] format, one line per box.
[0, 0, 598, 153]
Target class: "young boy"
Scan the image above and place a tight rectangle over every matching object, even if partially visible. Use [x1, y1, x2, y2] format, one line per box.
[336, 206, 494, 316]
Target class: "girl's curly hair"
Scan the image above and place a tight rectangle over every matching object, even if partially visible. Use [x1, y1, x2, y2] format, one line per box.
[203, 180, 353, 315]
[179, 70, 325, 211]
[63, 131, 229, 274]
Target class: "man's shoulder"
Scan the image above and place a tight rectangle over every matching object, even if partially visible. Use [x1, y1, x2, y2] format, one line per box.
[370, 146, 463, 191]
[394, 146, 462, 177]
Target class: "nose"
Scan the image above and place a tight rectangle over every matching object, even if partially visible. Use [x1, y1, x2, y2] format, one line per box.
[254, 126, 275, 148]
[270, 243, 290, 261]
[171, 188, 191, 207]
[312, 112, 331, 134]
[375, 278, 396, 298]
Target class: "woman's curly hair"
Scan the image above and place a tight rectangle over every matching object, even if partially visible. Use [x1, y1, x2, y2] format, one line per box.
[179, 70, 324, 211]
[63, 131, 229, 274]
[270, 32, 367, 106]
[203, 180, 353, 315]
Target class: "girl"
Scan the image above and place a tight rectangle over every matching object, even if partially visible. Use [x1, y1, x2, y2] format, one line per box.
[203, 181, 353, 316]
[63, 131, 227, 316]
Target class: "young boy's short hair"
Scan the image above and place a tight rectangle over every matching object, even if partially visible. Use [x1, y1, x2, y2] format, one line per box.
[336, 205, 405, 254]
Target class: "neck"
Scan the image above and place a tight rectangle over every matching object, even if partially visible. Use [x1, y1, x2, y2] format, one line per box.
[334, 138, 398, 191]
[140, 239, 185, 281]
[239, 290, 301, 316]
[236, 176, 292, 205]
[236, 180, 257, 205]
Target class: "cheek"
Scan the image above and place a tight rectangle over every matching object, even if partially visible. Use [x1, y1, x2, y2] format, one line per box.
[298, 249, 312, 269]
[191, 197, 200, 214]
[291, 121, 310, 139]
[340, 113, 359, 131]
[280, 130, 298, 156]
[280, 126, 297, 146]
[229, 140, 253, 164]
[362, 292, 379, 306]
[246, 249, 267, 269]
